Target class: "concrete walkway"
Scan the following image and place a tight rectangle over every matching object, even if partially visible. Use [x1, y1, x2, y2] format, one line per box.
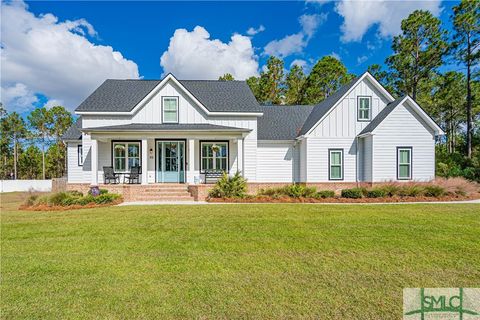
[118, 199, 480, 206]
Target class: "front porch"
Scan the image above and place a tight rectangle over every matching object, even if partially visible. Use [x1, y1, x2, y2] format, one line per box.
[85, 124, 249, 186]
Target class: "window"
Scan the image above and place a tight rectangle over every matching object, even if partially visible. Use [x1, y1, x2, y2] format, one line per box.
[329, 149, 343, 180]
[113, 142, 140, 172]
[163, 97, 178, 123]
[358, 96, 371, 121]
[77, 145, 83, 166]
[397, 147, 412, 180]
[201, 142, 228, 172]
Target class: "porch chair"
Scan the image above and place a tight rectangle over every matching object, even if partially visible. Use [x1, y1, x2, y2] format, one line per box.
[103, 166, 120, 184]
[124, 166, 141, 184]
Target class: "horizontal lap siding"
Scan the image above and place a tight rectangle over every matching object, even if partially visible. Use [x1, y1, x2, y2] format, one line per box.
[256, 142, 295, 183]
[67, 142, 85, 183]
[373, 104, 435, 182]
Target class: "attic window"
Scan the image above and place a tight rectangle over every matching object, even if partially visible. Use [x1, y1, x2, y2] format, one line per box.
[162, 97, 179, 123]
[358, 96, 371, 121]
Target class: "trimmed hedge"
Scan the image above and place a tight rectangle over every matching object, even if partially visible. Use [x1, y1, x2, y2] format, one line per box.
[315, 190, 335, 199]
[366, 189, 386, 198]
[341, 188, 364, 199]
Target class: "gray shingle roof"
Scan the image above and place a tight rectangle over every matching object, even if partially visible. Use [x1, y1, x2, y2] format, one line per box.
[258, 105, 315, 140]
[62, 117, 82, 140]
[179, 80, 262, 112]
[82, 123, 251, 132]
[75, 79, 262, 113]
[76, 80, 160, 112]
[358, 96, 406, 135]
[298, 76, 360, 136]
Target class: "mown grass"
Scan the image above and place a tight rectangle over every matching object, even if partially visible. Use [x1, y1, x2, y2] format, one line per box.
[1, 192, 479, 319]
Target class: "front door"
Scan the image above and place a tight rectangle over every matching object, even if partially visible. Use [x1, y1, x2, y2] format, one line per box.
[156, 141, 185, 183]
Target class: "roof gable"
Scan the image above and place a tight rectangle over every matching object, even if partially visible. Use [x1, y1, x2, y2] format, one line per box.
[298, 72, 395, 137]
[75, 74, 262, 115]
[359, 95, 444, 136]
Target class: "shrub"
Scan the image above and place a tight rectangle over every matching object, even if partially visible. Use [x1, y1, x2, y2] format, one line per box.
[341, 188, 363, 199]
[377, 184, 400, 197]
[366, 188, 386, 198]
[423, 185, 446, 197]
[209, 172, 247, 198]
[315, 190, 335, 199]
[48, 192, 70, 206]
[398, 185, 424, 197]
[93, 193, 121, 204]
[282, 184, 317, 198]
[24, 194, 39, 206]
[67, 190, 83, 197]
[74, 195, 96, 206]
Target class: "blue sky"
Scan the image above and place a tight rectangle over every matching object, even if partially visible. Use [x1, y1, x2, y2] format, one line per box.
[1, 0, 457, 114]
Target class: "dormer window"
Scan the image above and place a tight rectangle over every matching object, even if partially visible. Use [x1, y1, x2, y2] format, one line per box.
[358, 96, 371, 121]
[162, 97, 179, 123]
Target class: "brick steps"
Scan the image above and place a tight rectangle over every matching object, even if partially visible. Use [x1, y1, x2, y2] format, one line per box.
[132, 195, 194, 201]
[130, 185, 194, 201]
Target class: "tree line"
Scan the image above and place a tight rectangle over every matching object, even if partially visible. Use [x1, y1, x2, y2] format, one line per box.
[0, 1, 477, 181]
[221, 1, 479, 181]
[0, 104, 73, 180]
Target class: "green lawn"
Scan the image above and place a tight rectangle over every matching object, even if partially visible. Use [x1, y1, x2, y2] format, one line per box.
[1, 193, 479, 319]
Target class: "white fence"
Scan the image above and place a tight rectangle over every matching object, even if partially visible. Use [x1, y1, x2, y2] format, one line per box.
[0, 180, 52, 193]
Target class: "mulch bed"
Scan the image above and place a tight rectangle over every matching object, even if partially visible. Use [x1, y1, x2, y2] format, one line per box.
[208, 194, 480, 203]
[19, 199, 123, 211]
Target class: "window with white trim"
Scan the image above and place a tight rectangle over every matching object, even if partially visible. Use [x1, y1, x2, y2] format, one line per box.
[78, 145, 83, 166]
[163, 97, 178, 123]
[201, 142, 228, 172]
[329, 149, 343, 180]
[113, 142, 140, 172]
[397, 147, 412, 180]
[358, 96, 371, 121]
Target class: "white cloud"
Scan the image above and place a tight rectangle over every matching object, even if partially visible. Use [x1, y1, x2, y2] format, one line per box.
[334, 0, 443, 42]
[357, 55, 368, 64]
[264, 33, 306, 58]
[246, 25, 265, 36]
[0, 83, 38, 113]
[0, 1, 139, 112]
[160, 26, 259, 80]
[299, 13, 327, 38]
[263, 13, 327, 57]
[290, 59, 308, 69]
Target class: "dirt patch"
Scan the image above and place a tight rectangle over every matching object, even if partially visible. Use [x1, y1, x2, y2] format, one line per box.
[208, 193, 480, 203]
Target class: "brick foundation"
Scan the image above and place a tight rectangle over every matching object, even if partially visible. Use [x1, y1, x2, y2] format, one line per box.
[186, 182, 373, 201]
[67, 182, 375, 202]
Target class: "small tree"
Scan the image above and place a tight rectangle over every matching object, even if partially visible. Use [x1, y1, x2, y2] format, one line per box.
[28, 107, 53, 179]
[218, 73, 235, 81]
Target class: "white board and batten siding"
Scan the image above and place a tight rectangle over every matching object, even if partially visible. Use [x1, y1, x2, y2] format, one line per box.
[372, 102, 435, 182]
[305, 78, 390, 183]
[256, 141, 299, 183]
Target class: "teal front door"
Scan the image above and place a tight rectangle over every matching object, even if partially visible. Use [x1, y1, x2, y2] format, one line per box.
[156, 141, 185, 183]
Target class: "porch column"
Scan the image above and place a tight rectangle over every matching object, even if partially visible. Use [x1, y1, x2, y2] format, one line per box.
[141, 139, 148, 185]
[237, 138, 244, 175]
[188, 138, 195, 183]
[90, 138, 98, 186]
